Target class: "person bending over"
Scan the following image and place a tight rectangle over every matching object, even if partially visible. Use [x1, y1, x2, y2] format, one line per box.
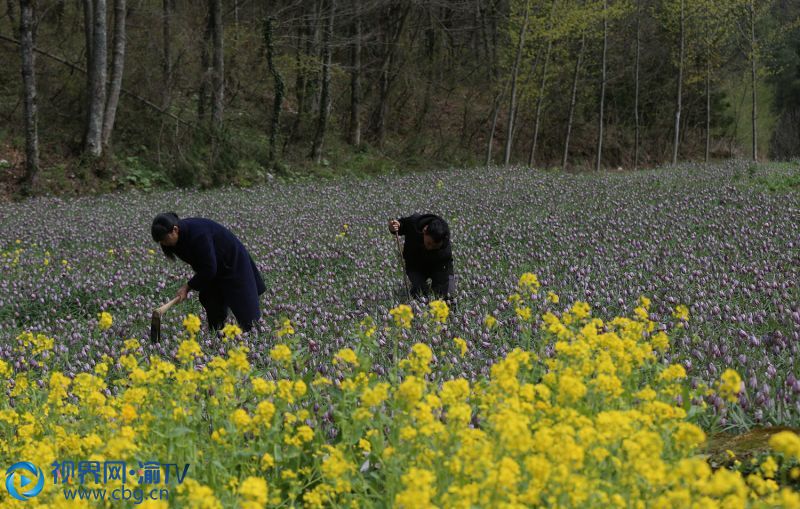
[388, 213, 454, 299]
[151, 212, 266, 331]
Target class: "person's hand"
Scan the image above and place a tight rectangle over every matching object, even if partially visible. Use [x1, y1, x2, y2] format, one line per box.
[176, 284, 190, 303]
[388, 219, 400, 234]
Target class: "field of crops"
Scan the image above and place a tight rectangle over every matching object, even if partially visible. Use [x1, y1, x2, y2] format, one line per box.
[1, 161, 799, 507]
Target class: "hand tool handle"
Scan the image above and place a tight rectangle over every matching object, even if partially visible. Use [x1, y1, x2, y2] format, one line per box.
[155, 296, 182, 316]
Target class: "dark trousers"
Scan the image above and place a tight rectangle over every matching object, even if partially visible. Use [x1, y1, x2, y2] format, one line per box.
[406, 268, 450, 299]
[198, 284, 261, 332]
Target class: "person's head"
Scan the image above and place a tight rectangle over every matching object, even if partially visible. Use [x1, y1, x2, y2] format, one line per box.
[151, 213, 180, 254]
[422, 218, 449, 250]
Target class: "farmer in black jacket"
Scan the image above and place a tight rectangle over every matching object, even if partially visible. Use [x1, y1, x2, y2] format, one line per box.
[151, 212, 266, 331]
[388, 213, 454, 299]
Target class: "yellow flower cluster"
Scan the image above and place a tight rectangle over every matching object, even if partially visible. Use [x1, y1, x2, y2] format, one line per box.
[718, 369, 743, 403]
[270, 344, 292, 365]
[183, 313, 201, 336]
[428, 299, 449, 324]
[518, 272, 541, 294]
[17, 331, 54, 355]
[276, 318, 295, 337]
[333, 348, 359, 367]
[390, 304, 413, 329]
[2, 276, 798, 508]
[97, 311, 113, 331]
[222, 323, 242, 340]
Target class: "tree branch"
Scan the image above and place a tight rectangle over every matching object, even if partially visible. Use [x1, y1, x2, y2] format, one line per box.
[0, 33, 196, 130]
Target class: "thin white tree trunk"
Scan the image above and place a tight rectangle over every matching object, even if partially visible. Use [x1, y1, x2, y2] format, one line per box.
[311, 0, 335, 162]
[634, 0, 641, 169]
[750, 0, 757, 161]
[20, 0, 38, 190]
[562, 33, 585, 169]
[162, 0, 172, 108]
[84, 0, 107, 156]
[672, 0, 684, 165]
[503, 0, 529, 166]
[595, 0, 607, 171]
[102, 0, 126, 148]
[349, 9, 361, 146]
[210, 0, 224, 128]
[706, 55, 711, 162]
[528, 0, 557, 167]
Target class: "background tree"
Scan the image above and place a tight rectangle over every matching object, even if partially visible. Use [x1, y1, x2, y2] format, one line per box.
[0, 0, 797, 194]
[19, 0, 38, 192]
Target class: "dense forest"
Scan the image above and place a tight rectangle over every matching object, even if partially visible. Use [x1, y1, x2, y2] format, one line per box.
[0, 0, 798, 195]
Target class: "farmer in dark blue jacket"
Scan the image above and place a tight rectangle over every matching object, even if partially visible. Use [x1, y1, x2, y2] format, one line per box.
[151, 213, 266, 331]
[388, 213, 454, 299]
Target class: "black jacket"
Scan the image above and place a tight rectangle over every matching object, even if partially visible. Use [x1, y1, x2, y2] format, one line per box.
[397, 213, 454, 275]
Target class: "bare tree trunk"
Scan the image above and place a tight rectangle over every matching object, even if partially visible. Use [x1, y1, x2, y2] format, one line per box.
[375, 63, 389, 146]
[287, 7, 309, 148]
[486, 85, 506, 167]
[634, 0, 641, 169]
[198, 11, 212, 121]
[210, 0, 223, 128]
[705, 55, 711, 162]
[416, 6, 436, 131]
[528, 0, 557, 167]
[311, 0, 334, 162]
[503, 0, 529, 166]
[348, 9, 361, 146]
[264, 16, 284, 164]
[750, 0, 757, 161]
[84, 0, 107, 157]
[562, 33, 585, 169]
[19, 0, 38, 191]
[162, 0, 172, 108]
[595, 0, 607, 171]
[81, 0, 93, 150]
[7, 0, 16, 26]
[101, 0, 126, 148]
[672, 0, 684, 165]
[370, 5, 409, 147]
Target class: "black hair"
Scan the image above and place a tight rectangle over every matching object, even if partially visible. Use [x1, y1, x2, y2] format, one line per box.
[151, 212, 180, 260]
[426, 217, 450, 244]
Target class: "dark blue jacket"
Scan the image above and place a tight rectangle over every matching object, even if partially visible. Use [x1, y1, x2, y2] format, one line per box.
[164, 218, 266, 298]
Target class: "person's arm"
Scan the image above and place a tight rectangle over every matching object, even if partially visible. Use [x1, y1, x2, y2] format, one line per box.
[388, 214, 414, 236]
[397, 214, 421, 236]
[186, 234, 218, 292]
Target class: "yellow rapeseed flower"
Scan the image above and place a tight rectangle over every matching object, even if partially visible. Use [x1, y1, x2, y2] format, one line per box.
[334, 348, 359, 367]
[183, 314, 201, 335]
[270, 344, 292, 364]
[390, 304, 413, 329]
[769, 431, 800, 459]
[239, 476, 268, 509]
[453, 337, 468, 357]
[718, 369, 742, 403]
[222, 323, 242, 340]
[429, 300, 450, 324]
[98, 311, 113, 331]
[518, 272, 541, 294]
[673, 304, 690, 322]
[176, 339, 202, 364]
[400, 343, 433, 376]
[276, 318, 295, 337]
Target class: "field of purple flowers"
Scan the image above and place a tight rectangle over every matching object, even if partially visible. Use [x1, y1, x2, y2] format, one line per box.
[1, 161, 798, 428]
